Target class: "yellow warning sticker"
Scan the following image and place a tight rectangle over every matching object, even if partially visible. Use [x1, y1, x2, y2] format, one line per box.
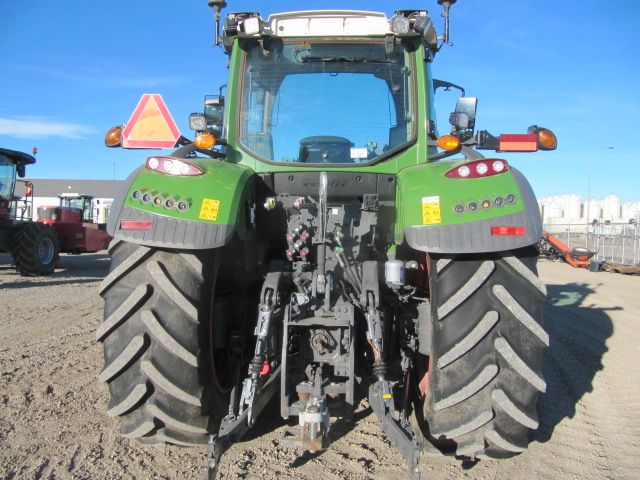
[422, 196, 442, 225]
[199, 198, 221, 221]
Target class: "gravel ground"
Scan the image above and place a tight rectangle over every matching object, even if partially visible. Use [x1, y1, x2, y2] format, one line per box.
[1, 252, 638, 480]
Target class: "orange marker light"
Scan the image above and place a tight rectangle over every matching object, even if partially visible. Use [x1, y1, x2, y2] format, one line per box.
[437, 135, 460, 151]
[537, 128, 557, 150]
[194, 133, 216, 149]
[105, 126, 123, 147]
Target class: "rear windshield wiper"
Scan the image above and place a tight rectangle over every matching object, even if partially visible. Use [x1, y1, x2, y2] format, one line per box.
[299, 56, 395, 64]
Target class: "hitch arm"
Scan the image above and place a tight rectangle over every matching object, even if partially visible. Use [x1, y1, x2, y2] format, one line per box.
[206, 366, 281, 479]
[369, 381, 422, 480]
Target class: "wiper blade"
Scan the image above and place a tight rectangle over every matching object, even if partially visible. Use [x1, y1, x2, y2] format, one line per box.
[299, 55, 395, 64]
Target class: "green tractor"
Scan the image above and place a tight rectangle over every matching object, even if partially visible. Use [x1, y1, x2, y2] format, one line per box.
[99, 2, 555, 478]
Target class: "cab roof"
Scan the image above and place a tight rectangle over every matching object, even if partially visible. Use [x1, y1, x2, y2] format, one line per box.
[223, 9, 438, 54]
[264, 10, 392, 37]
[0, 148, 36, 166]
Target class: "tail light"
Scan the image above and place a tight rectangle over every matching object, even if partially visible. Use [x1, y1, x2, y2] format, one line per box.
[499, 134, 537, 152]
[477, 126, 557, 152]
[499, 126, 557, 151]
[146, 157, 204, 176]
[491, 227, 525, 236]
[120, 221, 153, 231]
[445, 159, 508, 179]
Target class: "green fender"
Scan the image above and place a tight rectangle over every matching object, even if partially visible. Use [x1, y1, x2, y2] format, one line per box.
[107, 159, 255, 249]
[396, 160, 542, 254]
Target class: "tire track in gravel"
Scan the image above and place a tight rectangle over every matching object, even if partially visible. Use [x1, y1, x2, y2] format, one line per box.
[532, 262, 640, 480]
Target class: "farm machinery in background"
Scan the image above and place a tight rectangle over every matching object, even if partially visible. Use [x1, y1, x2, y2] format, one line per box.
[98, 1, 557, 479]
[0, 147, 111, 276]
[539, 229, 596, 269]
[37, 193, 111, 255]
[0, 147, 59, 275]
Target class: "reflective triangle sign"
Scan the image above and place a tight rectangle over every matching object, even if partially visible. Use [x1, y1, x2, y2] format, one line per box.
[122, 94, 181, 148]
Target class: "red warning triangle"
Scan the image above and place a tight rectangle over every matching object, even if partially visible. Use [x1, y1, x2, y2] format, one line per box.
[122, 94, 180, 148]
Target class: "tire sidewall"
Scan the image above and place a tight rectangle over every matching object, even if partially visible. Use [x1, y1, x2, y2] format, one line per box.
[13, 223, 60, 275]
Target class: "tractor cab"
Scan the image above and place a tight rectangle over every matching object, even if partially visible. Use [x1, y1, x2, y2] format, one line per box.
[59, 193, 95, 223]
[0, 148, 35, 221]
[0, 155, 17, 220]
[38, 193, 96, 224]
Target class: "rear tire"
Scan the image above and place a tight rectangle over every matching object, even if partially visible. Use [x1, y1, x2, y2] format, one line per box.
[98, 239, 230, 446]
[11, 222, 60, 276]
[411, 247, 548, 458]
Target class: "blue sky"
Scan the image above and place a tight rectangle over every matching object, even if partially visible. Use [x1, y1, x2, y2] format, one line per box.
[1, 0, 638, 202]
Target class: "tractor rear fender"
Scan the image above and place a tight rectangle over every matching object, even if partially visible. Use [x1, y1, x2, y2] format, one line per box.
[398, 164, 541, 254]
[107, 161, 254, 249]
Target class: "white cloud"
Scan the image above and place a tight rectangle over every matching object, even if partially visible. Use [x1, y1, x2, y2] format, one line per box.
[0, 117, 94, 139]
[2, 63, 184, 90]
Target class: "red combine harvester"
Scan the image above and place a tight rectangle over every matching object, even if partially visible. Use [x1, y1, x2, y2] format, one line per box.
[539, 229, 596, 268]
[37, 193, 111, 254]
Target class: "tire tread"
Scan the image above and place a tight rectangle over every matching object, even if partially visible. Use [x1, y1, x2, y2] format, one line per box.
[98, 335, 146, 383]
[411, 248, 547, 459]
[98, 242, 228, 445]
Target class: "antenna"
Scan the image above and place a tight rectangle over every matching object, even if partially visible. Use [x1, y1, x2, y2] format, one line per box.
[437, 0, 457, 45]
[208, 0, 228, 46]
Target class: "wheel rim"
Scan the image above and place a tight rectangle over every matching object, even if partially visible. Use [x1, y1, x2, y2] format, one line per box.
[38, 237, 55, 265]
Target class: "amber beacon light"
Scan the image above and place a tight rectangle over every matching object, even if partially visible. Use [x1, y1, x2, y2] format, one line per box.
[194, 133, 216, 149]
[105, 126, 123, 147]
[437, 134, 461, 151]
[535, 127, 557, 150]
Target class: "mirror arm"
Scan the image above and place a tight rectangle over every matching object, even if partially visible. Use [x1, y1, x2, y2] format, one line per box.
[474, 130, 500, 151]
[460, 143, 485, 160]
[433, 79, 465, 97]
[427, 139, 485, 162]
[176, 135, 194, 146]
[171, 142, 226, 159]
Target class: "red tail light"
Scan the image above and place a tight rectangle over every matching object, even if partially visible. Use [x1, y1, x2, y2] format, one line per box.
[491, 227, 525, 236]
[120, 221, 153, 231]
[499, 134, 538, 152]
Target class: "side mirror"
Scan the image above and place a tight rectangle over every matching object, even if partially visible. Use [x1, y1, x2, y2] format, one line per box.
[449, 112, 469, 129]
[16, 164, 26, 178]
[189, 96, 225, 139]
[450, 97, 477, 142]
[204, 96, 225, 138]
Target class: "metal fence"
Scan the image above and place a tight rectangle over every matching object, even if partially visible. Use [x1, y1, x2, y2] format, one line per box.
[543, 221, 640, 265]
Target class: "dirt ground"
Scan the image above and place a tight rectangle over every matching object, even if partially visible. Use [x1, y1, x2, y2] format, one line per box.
[1, 252, 638, 480]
